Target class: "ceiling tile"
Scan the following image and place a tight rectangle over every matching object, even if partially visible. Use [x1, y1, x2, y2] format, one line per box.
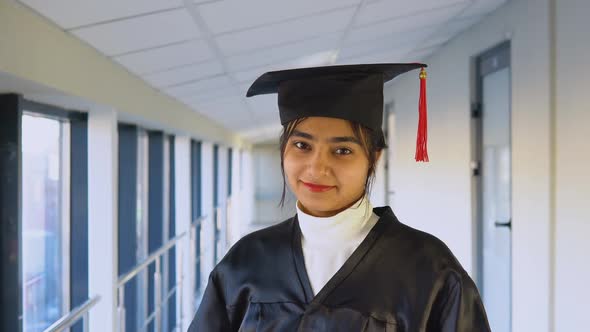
[347, 1, 471, 44]
[339, 25, 439, 60]
[421, 16, 482, 49]
[114, 39, 214, 75]
[19, 0, 183, 29]
[192, 98, 254, 128]
[192, 96, 243, 112]
[457, 0, 508, 19]
[164, 75, 233, 98]
[142, 60, 224, 88]
[337, 47, 413, 65]
[198, 0, 360, 34]
[225, 34, 340, 72]
[354, 0, 469, 27]
[231, 49, 340, 86]
[232, 62, 294, 84]
[215, 8, 356, 56]
[71, 9, 200, 56]
[404, 46, 439, 62]
[178, 85, 237, 105]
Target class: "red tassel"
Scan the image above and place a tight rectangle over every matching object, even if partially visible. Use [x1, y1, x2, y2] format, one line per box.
[415, 68, 429, 162]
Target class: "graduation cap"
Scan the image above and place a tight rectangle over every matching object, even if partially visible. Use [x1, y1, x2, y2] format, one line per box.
[246, 63, 429, 162]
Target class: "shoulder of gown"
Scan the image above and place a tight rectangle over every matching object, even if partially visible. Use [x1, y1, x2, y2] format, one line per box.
[371, 206, 490, 331]
[216, 216, 295, 272]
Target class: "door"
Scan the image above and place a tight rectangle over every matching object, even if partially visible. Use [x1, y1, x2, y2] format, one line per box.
[474, 42, 512, 332]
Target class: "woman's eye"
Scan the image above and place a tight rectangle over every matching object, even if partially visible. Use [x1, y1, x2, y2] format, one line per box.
[294, 141, 309, 150]
[335, 147, 352, 155]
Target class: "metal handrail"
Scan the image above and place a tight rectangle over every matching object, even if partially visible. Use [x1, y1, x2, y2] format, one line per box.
[118, 215, 206, 287]
[117, 215, 207, 332]
[118, 231, 185, 287]
[43, 296, 101, 332]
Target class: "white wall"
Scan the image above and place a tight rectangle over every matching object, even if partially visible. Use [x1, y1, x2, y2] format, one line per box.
[217, 146, 229, 257]
[242, 149, 256, 233]
[173, 136, 193, 330]
[87, 108, 118, 331]
[386, 0, 552, 331]
[227, 147, 242, 246]
[199, 142, 215, 289]
[554, 0, 590, 329]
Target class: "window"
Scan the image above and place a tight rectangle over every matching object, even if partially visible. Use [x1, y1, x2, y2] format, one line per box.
[118, 127, 177, 331]
[22, 114, 70, 332]
[0, 95, 88, 332]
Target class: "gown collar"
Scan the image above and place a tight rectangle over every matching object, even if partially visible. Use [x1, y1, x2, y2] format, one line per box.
[291, 206, 395, 305]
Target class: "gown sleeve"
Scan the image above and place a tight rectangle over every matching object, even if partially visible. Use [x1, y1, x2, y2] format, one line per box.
[187, 272, 232, 332]
[426, 273, 492, 332]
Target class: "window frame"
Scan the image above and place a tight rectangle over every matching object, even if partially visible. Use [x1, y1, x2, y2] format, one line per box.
[0, 94, 88, 332]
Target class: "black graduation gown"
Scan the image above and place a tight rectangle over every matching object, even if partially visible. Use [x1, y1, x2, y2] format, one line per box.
[188, 206, 491, 331]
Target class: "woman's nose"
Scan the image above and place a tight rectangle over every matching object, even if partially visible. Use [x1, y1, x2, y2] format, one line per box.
[307, 150, 330, 177]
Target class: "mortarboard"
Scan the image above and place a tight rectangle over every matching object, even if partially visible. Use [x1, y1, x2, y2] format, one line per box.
[246, 63, 429, 162]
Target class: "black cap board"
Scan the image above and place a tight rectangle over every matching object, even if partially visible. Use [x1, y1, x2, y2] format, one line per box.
[246, 62, 430, 162]
[245, 63, 427, 133]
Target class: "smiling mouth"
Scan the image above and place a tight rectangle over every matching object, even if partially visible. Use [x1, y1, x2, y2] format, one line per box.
[301, 181, 335, 192]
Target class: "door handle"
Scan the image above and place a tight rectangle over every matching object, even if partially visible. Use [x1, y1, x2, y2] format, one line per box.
[494, 219, 512, 229]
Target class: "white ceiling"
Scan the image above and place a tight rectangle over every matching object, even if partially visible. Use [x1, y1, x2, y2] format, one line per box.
[19, 0, 508, 135]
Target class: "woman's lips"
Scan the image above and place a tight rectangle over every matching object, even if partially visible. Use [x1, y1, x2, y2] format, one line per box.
[301, 181, 335, 192]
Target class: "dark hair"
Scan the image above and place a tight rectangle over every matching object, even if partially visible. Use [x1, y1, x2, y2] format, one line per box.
[278, 117, 387, 207]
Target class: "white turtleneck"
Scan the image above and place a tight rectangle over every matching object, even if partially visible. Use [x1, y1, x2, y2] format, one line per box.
[296, 197, 380, 296]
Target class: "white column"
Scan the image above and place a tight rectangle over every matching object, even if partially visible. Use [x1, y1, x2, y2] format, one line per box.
[87, 108, 118, 332]
[217, 146, 228, 255]
[200, 142, 215, 289]
[242, 149, 255, 236]
[228, 147, 242, 246]
[173, 136, 192, 330]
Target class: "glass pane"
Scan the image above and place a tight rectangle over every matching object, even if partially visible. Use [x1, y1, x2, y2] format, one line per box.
[481, 67, 512, 332]
[22, 114, 69, 332]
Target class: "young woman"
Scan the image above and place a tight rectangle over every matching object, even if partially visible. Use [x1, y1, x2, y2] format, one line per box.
[189, 64, 491, 331]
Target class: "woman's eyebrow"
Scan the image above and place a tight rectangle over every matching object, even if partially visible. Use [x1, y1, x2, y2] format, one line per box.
[292, 130, 314, 140]
[292, 130, 360, 145]
[328, 136, 361, 145]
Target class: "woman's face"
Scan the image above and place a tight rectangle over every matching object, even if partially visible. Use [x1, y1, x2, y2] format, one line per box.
[283, 117, 377, 217]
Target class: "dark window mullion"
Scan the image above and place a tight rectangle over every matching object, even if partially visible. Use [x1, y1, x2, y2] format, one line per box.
[191, 141, 202, 292]
[147, 131, 164, 332]
[0, 94, 23, 332]
[69, 116, 88, 332]
[167, 136, 176, 332]
[117, 124, 139, 332]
